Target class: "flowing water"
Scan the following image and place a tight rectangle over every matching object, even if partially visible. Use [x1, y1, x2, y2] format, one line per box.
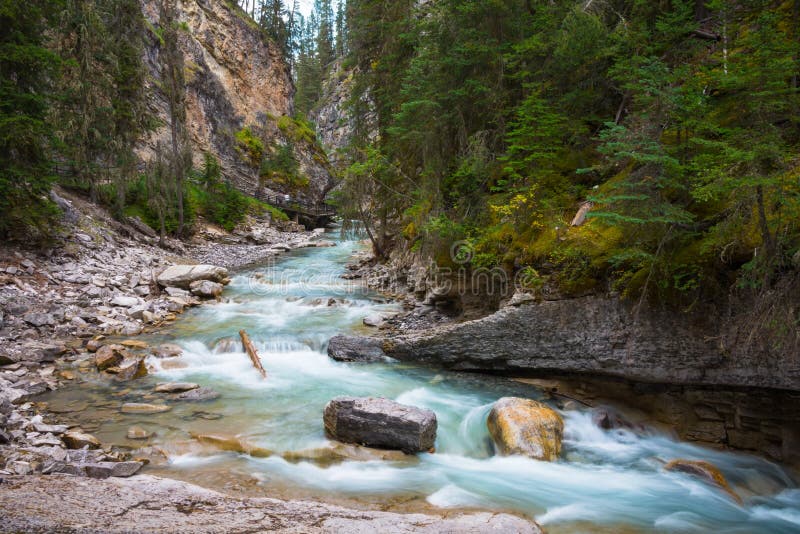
[40, 232, 800, 533]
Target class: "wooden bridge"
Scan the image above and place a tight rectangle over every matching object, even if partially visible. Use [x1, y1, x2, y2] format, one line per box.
[255, 190, 336, 225]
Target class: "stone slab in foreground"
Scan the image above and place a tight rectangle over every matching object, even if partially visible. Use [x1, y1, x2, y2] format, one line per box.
[0, 475, 541, 533]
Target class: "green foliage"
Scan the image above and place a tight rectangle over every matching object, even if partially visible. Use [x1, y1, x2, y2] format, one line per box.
[276, 115, 317, 145]
[235, 126, 265, 166]
[337, 0, 800, 308]
[0, 0, 62, 242]
[192, 152, 287, 231]
[260, 142, 309, 191]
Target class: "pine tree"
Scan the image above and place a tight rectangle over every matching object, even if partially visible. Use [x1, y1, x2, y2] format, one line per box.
[0, 0, 62, 240]
[159, 0, 191, 237]
[335, 0, 346, 58]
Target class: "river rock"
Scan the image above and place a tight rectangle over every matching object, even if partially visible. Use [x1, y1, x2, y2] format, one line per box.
[110, 296, 139, 307]
[108, 358, 148, 381]
[154, 382, 199, 393]
[157, 265, 229, 289]
[62, 431, 101, 450]
[193, 433, 272, 458]
[121, 403, 171, 414]
[83, 461, 143, 479]
[172, 387, 219, 402]
[487, 397, 563, 461]
[151, 343, 183, 358]
[23, 312, 55, 327]
[664, 459, 742, 504]
[120, 340, 149, 349]
[283, 442, 411, 466]
[189, 280, 224, 298]
[86, 337, 105, 352]
[323, 396, 437, 453]
[95, 344, 128, 371]
[327, 335, 388, 363]
[362, 315, 384, 327]
[127, 426, 154, 440]
[592, 406, 647, 433]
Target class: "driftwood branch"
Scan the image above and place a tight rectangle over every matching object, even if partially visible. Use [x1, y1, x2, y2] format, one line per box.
[239, 329, 267, 378]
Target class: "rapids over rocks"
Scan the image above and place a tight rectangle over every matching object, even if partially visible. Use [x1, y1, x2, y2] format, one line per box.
[39, 232, 800, 533]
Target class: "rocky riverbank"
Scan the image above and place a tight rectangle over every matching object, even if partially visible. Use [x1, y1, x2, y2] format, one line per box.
[0, 188, 330, 477]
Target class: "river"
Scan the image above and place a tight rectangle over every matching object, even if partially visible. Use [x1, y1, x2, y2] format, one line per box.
[40, 231, 800, 533]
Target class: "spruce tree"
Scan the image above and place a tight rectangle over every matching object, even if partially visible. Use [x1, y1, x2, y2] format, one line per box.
[0, 0, 62, 240]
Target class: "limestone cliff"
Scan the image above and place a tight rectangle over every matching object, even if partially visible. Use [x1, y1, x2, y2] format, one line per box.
[138, 0, 332, 204]
[310, 59, 377, 163]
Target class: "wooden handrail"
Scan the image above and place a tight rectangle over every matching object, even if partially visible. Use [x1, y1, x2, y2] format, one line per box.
[254, 190, 336, 218]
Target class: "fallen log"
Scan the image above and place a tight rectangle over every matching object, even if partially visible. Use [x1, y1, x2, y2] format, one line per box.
[239, 329, 267, 378]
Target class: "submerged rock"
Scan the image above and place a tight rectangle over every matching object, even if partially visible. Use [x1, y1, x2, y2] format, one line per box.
[154, 382, 199, 393]
[157, 265, 229, 289]
[664, 459, 743, 504]
[172, 387, 219, 402]
[487, 397, 563, 461]
[323, 396, 437, 453]
[592, 406, 647, 433]
[151, 343, 183, 358]
[192, 433, 272, 458]
[127, 426, 154, 440]
[327, 335, 388, 363]
[121, 403, 171, 414]
[283, 441, 412, 466]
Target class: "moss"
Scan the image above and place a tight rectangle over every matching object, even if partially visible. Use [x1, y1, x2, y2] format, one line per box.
[235, 127, 264, 167]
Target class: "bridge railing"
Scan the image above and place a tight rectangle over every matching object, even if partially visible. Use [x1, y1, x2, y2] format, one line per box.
[255, 190, 336, 218]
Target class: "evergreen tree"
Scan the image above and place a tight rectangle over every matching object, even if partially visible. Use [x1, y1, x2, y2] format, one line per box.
[0, 0, 62, 240]
[159, 0, 191, 236]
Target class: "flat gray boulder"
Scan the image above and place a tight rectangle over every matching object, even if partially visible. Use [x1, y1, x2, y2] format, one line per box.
[157, 265, 229, 289]
[327, 335, 388, 363]
[0, 474, 542, 533]
[323, 396, 437, 453]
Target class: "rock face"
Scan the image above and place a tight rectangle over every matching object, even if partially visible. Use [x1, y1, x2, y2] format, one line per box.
[139, 0, 333, 204]
[323, 396, 437, 453]
[487, 398, 563, 461]
[327, 335, 389, 363]
[384, 296, 800, 391]
[157, 265, 229, 289]
[0, 475, 542, 533]
[310, 59, 377, 161]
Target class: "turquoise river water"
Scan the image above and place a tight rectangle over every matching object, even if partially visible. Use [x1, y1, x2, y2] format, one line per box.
[41, 232, 800, 533]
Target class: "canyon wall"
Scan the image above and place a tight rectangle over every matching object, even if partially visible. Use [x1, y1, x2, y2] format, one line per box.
[139, 0, 332, 203]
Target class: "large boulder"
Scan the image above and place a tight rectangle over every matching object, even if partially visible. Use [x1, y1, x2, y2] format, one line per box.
[327, 335, 388, 363]
[157, 265, 229, 289]
[487, 397, 563, 461]
[323, 396, 437, 453]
